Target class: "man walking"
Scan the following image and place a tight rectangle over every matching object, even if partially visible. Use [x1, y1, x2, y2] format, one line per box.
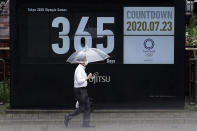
[64, 58, 95, 128]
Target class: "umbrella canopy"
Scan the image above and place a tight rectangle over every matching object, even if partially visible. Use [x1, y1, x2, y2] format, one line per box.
[67, 48, 110, 64]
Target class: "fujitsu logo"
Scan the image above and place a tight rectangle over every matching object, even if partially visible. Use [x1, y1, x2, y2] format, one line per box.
[88, 72, 111, 84]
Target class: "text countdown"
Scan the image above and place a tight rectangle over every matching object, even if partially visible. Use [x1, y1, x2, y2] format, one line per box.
[124, 7, 174, 35]
[52, 17, 115, 54]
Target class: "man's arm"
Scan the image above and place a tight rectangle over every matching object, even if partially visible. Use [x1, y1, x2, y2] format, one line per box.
[76, 70, 92, 84]
[85, 73, 92, 81]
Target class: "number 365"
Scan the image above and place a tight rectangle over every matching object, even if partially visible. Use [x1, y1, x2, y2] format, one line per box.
[52, 16, 115, 54]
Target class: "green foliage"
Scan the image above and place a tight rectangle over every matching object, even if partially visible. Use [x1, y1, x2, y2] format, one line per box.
[191, 105, 197, 111]
[186, 13, 197, 46]
[0, 80, 10, 104]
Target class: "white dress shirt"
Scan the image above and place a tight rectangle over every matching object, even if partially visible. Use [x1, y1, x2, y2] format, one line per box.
[74, 64, 87, 88]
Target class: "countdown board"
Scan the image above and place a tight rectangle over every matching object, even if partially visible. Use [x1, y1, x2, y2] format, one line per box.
[10, 0, 185, 109]
[124, 7, 174, 64]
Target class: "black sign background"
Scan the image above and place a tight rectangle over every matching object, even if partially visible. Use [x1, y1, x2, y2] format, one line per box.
[10, 0, 185, 109]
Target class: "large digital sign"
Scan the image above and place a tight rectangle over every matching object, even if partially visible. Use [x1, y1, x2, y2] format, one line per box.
[10, 0, 185, 109]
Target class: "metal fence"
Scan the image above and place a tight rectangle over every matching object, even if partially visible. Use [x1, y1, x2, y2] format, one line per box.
[186, 48, 197, 105]
[0, 58, 9, 105]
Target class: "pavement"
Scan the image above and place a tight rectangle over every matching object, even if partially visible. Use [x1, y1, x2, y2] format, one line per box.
[1, 105, 197, 131]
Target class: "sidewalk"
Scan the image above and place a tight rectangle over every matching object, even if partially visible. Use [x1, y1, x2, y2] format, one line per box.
[1, 104, 197, 131]
[1, 106, 197, 131]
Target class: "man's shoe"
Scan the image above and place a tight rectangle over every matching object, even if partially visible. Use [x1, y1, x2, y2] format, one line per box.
[64, 115, 70, 127]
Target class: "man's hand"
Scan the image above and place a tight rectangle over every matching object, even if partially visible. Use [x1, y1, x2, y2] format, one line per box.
[86, 73, 93, 80]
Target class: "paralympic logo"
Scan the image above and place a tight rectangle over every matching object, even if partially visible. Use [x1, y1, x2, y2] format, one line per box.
[88, 72, 111, 84]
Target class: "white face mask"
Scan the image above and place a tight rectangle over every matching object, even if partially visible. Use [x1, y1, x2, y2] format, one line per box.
[84, 60, 88, 66]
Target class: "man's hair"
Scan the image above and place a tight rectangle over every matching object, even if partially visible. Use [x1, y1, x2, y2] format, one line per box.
[78, 52, 86, 64]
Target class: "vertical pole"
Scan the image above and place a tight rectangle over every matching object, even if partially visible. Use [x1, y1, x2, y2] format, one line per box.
[3, 59, 5, 104]
[189, 55, 192, 104]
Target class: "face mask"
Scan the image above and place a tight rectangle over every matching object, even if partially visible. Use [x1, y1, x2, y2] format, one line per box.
[84, 61, 88, 66]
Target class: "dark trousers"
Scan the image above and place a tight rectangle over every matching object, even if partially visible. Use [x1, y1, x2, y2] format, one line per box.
[68, 87, 91, 125]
